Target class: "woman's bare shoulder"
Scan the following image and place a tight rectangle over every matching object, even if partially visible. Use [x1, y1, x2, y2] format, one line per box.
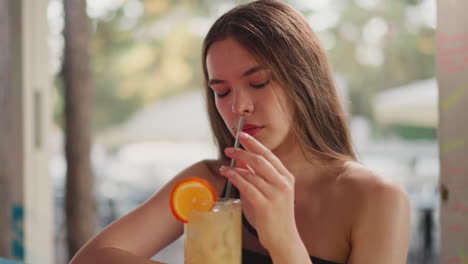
[334, 161, 408, 214]
[176, 159, 222, 176]
[341, 161, 406, 193]
[341, 162, 410, 262]
[340, 160, 409, 217]
[203, 159, 228, 174]
[182, 159, 228, 195]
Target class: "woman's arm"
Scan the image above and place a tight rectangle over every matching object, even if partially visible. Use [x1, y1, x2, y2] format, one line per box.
[348, 179, 410, 264]
[70, 160, 222, 264]
[74, 247, 167, 264]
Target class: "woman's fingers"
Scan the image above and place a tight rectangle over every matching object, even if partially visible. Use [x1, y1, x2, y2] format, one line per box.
[219, 166, 269, 202]
[236, 160, 255, 174]
[225, 147, 281, 186]
[238, 132, 292, 179]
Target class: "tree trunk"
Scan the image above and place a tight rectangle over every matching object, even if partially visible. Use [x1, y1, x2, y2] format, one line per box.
[62, 0, 96, 260]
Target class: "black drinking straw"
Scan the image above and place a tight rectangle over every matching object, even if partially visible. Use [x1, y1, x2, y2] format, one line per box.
[224, 116, 244, 199]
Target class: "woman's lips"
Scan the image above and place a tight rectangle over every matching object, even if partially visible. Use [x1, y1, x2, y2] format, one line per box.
[243, 127, 262, 136]
[242, 124, 263, 136]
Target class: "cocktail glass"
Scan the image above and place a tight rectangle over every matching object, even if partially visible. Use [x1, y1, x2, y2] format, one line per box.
[184, 198, 242, 264]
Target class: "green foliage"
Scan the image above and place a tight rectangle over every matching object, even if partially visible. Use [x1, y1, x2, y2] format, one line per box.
[52, 77, 64, 129]
[53, 0, 436, 139]
[325, 0, 435, 118]
[85, 0, 215, 132]
[381, 125, 437, 140]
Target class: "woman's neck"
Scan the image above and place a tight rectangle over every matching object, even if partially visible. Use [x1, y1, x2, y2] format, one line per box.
[273, 139, 345, 184]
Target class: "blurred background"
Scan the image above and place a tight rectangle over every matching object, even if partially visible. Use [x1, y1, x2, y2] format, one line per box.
[45, 0, 438, 263]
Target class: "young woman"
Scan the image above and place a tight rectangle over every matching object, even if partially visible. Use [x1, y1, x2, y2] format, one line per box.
[70, 1, 410, 263]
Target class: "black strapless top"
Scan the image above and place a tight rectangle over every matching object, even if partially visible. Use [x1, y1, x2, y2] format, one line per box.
[242, 247, 341, 264]
[220, 181, 342, 264]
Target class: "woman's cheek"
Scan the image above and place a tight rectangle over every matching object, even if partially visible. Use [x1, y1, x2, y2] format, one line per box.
[215, 101, 234, 133]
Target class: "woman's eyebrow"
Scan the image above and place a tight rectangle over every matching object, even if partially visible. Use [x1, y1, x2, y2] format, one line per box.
[208, 66, 269, 86]
[208, 79, 225, 86]
[242, 65, 268, 77]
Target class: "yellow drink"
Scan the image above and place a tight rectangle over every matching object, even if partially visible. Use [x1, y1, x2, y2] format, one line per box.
[184, 199, 241, 264]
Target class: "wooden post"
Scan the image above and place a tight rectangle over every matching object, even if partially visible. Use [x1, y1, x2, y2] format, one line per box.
[437, 0, 468, 263]
[0, 0, 54, 263]
[62, 0, 97, 260]
[0, 0, 10, 256]
[0, 0, 25, 260]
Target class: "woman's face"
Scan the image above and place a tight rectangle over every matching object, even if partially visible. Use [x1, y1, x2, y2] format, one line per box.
[206, 38, 294, 152]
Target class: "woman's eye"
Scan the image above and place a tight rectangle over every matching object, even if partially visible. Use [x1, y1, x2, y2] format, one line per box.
[251, 80, 270, 88]
[216, 90, 230, 98]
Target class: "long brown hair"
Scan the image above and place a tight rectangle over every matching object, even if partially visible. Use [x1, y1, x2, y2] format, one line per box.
[202, 0, 356, 162]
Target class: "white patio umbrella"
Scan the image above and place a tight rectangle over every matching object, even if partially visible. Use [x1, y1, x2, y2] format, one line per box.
[99, 90, 214, 148]
[373, 78, 438, 128]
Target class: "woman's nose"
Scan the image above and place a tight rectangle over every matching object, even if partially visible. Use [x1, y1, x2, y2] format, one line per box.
[231, 89, 254, 116]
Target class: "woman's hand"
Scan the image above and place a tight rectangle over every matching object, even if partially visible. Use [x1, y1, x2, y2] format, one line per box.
[219, 132, 300, 252]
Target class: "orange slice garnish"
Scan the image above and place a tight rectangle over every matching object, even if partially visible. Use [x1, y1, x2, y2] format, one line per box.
[170, 177, 217, 223]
